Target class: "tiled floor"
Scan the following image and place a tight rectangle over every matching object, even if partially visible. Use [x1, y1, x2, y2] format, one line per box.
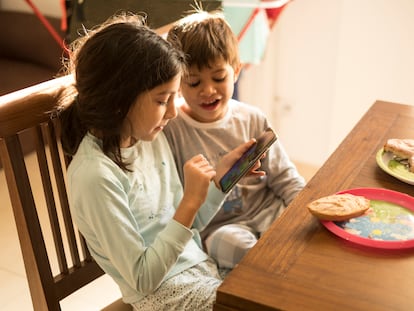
[0, 152, 318, 310]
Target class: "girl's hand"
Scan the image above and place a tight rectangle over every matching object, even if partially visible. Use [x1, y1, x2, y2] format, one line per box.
[174, 154, 216, 228]
[182, 154, 216, 206]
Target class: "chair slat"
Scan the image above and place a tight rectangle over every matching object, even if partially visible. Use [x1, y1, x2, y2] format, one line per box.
[43, 121, 82, 267]
[34, 125, 69, 274]
[80, 234, 94, 261]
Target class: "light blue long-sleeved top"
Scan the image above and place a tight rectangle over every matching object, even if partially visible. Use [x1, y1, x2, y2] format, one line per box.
[67, 132, 226, 304]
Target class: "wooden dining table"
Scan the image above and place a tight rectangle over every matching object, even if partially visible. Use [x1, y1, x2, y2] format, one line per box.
[214, 100, 414, 311]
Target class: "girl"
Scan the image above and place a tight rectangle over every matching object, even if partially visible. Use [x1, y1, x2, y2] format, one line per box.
[58, 13, 260, 311]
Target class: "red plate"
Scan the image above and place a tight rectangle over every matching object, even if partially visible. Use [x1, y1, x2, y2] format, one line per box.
[321, 188, 414, 249]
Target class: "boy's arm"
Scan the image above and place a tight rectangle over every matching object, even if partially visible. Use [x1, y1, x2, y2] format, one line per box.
[265, 141, 306, 205]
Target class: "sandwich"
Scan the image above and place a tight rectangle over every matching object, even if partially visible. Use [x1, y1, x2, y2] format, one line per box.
[383, 138, 414, 172]
[307, 193, 371, 221]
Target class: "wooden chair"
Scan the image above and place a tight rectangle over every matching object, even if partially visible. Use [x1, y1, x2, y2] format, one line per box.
[0, 76, 132, 311]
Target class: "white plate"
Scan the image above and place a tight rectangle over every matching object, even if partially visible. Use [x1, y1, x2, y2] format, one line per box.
[376, 148, 414, 185]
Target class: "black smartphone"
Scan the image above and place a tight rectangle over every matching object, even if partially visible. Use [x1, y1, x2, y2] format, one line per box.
[219, 128, 278, 193]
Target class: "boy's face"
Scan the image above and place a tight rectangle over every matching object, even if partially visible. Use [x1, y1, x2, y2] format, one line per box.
[180, 58, 240, 123]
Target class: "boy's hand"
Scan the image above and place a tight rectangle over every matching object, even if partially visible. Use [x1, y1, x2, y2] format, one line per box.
[246, 152, 267, 177]
[214, 139, 266, 189]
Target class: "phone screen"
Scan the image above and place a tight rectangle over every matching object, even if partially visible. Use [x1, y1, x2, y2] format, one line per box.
[219, 128, 277, 193]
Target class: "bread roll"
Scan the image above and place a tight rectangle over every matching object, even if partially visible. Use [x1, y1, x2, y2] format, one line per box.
[307, 193, 370, 221]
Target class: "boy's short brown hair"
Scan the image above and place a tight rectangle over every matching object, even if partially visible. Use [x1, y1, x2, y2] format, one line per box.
[167, 11, 240, 70]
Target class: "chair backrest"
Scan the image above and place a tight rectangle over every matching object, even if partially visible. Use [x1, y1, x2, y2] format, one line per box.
[0, 76, 107, 310]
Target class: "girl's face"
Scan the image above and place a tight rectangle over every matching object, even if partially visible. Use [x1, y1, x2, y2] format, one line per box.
[180, 58, 240, 123]
[121, 74, 181, 146]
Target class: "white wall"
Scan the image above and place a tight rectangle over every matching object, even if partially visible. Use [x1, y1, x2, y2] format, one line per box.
[239, 0, 414, 167]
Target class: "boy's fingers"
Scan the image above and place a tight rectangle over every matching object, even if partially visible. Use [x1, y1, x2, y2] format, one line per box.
[233, 138, 256, 156]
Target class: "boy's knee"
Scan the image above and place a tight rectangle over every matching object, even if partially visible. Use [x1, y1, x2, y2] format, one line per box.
[205, 224, 258, 269]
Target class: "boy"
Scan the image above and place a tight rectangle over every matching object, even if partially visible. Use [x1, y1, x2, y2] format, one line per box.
[164, 11, 305, 270]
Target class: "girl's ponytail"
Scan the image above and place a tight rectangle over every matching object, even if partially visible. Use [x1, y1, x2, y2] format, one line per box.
[59, 93, 87, 157]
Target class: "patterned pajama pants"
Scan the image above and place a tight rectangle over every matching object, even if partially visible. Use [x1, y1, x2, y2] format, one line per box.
[131, 259, 222, 311]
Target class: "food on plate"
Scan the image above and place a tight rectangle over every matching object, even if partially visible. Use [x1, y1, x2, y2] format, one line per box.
[383, 138, 414, 172]
[307, 193, 371, 221]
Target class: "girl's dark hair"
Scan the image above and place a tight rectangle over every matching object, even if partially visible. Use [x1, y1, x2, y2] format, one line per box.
[59, 13, 185, 170]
